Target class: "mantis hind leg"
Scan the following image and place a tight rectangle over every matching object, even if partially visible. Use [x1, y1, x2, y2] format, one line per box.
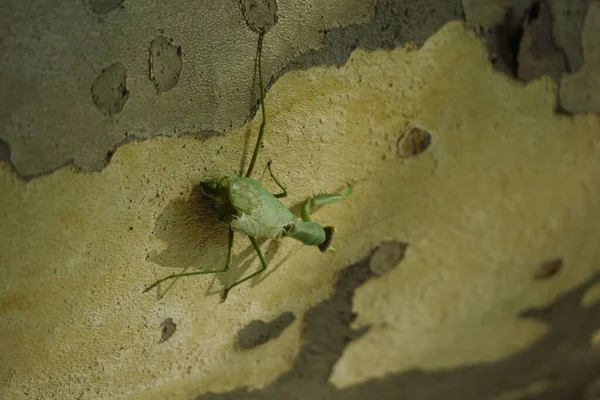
[301, 183, 355, 222]
[221, 236, 267, 301]
[142, 228, 235, 294]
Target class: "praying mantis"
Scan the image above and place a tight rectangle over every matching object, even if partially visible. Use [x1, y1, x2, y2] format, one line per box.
[143, 28, 355, 302]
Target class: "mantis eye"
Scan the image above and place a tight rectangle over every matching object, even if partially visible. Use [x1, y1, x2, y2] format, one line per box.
[318, 226, 336, 253]
[200, 180, 220, 197]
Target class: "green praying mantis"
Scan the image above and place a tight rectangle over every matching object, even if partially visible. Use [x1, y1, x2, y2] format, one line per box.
[143, 28, 355, 302]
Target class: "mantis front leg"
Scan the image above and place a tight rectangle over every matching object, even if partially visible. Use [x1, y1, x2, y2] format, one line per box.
[301, 183, 355, 222]
[299, 183, 355, 253]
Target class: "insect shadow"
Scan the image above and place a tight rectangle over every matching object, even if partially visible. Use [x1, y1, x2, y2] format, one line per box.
[146, 174, 342, 299]
[147, 183, 280, 299]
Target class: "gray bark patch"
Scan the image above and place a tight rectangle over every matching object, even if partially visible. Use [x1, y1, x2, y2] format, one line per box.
[241, 0, 279, 34]
[369, 241, 409, 276]
[89, 0, 124, 14]
[196, 245, 600, 400]
[149, 36, 183, 94]
[91, 62, 129, 115]
[396, 128, 431, 159]
[534, 257, 563, 281]
[159, 318, 177, 343]
[236, 312, 296, 350]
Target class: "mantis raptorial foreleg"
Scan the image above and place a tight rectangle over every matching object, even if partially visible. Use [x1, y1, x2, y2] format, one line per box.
[301, 183, 355, 223]
[143, 229, 235, 293]
[221, 236, 267, 301]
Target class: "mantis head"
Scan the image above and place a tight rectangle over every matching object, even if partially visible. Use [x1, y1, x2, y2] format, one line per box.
[200, 179, 222, 200]
[200, 178, 233, 219]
